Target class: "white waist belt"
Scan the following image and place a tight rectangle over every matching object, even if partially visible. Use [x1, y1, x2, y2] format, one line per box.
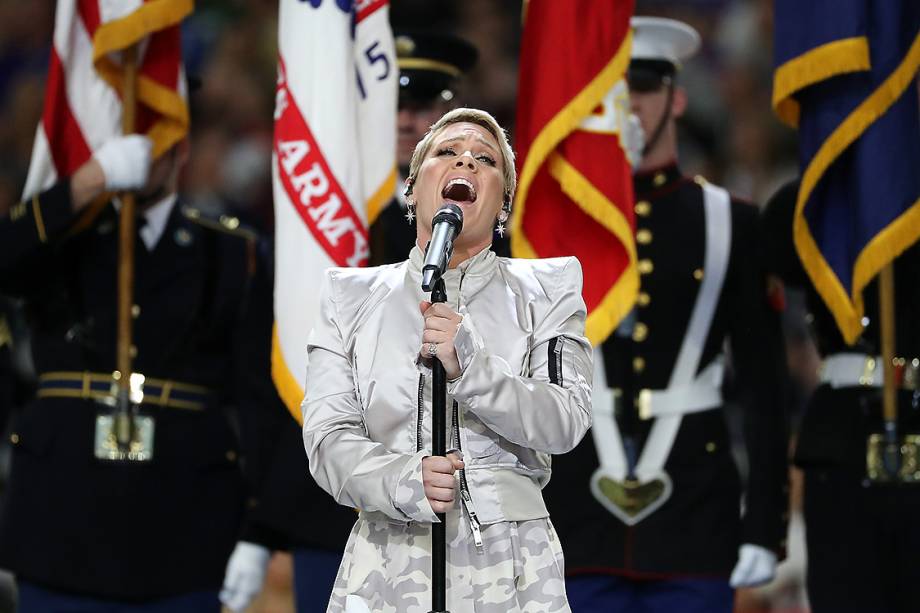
[637, 360, 724, 419]
[820, 353, 882, 388]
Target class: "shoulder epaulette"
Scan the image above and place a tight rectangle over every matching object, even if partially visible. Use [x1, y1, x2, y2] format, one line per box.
[181, 206, 258, 242]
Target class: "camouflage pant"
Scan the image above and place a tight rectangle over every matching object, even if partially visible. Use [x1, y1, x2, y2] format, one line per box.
[327, 510, 571, 613]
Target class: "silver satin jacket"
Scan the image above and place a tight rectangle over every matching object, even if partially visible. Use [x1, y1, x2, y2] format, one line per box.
[302, 245, 593, 534]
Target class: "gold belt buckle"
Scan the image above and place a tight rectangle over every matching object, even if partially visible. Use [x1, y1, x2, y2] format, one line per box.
[590, 468, 673, 525]
[94, 413, 155, 462]
[866, 434, 920, 483]
[93, 372, 155, 462]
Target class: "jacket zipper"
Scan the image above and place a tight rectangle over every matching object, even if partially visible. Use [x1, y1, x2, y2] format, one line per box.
[453, 399, 483, 547]
[415, 269, 482, 544]
[416, 374, 425, 452]
[452, 270, 483, 547]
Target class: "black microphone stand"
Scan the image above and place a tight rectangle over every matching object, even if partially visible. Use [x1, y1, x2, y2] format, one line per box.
[429, 276, 449, 613]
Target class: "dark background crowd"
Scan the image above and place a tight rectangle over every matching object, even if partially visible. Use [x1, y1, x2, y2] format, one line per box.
[0, 0, 816, 611]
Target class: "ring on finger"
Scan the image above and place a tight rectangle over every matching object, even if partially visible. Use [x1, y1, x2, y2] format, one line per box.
[426, 342, 438, 357]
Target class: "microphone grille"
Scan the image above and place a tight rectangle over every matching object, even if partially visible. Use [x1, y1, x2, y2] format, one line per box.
[432, 203, 464, 232]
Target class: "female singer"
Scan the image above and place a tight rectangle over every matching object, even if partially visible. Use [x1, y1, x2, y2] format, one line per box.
[303, 107, 593, 612]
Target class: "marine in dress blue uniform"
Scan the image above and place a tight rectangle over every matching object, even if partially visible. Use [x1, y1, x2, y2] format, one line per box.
[544, 18, 789, 613]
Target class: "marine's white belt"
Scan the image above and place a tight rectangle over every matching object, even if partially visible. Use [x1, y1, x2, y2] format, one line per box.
[820, 353, 882, 388]
[637, 360, 724, 419]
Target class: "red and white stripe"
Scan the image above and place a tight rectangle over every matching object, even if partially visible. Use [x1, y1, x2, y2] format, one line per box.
[23, 0, 186, 199]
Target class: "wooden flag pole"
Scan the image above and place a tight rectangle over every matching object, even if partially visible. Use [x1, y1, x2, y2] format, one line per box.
[878, 262, 899, 476]
[115, 43, 139, 448]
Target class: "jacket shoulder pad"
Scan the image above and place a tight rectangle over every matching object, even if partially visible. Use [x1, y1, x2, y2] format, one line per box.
[499, 256, 582, 299]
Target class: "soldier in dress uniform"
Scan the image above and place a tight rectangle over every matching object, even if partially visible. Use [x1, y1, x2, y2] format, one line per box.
[543, 17, 789, 612]
[0, 134, 281, 612]
[368, 30, 485, 265]
[763, 180, 920, 613]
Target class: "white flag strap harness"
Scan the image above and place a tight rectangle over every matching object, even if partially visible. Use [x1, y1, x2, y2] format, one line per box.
[589, 182, 732, 525]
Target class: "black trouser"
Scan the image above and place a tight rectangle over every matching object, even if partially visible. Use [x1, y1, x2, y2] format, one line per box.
[804, 468, 920, 613]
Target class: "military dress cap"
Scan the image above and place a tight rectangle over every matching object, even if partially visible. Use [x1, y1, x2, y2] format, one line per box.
[628, 16, 701, 90]
[394, 31, 477, 104]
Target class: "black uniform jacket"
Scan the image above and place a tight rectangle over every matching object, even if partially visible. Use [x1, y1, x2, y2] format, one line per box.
[545, 164, 789, 578]
[763, 180, 920, 474]
[0, 181, 278, 599]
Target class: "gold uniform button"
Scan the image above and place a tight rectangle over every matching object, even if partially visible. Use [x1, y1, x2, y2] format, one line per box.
[638, 259, 654, 274]
[635, 201, 651, 216]
[131, 304, 141, 318]
[632, 322, 648, 342]
[226, 450, 238, 462]
[693, 268, 704, 281]
[10, 433, 19, 445]
[636, 229, 652, 245]
[705, 442, 717, 453]
[220, 215, 240, 230]
[653, 172, 667, 187]
[637, 292, 650, 306]
[632, 357, 646, 373]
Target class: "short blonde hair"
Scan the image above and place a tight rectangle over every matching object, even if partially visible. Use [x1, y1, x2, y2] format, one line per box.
[407, 107, 516, 203]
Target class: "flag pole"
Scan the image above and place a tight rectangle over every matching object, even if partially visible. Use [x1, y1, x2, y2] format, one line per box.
[115, 43, 139, 448]
[878, 263, 899, 477]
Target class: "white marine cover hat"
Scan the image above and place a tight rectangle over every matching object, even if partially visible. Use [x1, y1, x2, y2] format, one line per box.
[630, 16, 701, 69]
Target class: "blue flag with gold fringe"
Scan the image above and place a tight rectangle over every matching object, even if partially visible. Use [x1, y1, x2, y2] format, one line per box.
[772, 0, 920, 344]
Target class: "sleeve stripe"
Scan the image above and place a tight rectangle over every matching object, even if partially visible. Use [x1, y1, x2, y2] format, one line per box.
[548, 336, 565, 386]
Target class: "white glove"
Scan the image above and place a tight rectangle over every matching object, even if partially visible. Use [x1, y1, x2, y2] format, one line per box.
[729, 543, 777, 588]
[623, 112, 646, 170]
[92, 134, 153, 191]
[219, 541, 271, 612]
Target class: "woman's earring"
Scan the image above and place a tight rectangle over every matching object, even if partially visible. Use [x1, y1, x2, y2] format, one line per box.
[495, 207, 510, 238]
[403, 178, 416, 224]
[405, 199, 416, 224]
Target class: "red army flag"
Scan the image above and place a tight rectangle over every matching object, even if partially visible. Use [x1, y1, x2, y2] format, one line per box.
[23, 0, 192, 198]
[512, 0, 637, 346]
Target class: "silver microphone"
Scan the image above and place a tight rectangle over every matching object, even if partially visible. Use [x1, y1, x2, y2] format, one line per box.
[421, 204, 464, 292]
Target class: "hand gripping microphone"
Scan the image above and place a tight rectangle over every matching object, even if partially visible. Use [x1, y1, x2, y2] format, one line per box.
[421, 204, 464, 292]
